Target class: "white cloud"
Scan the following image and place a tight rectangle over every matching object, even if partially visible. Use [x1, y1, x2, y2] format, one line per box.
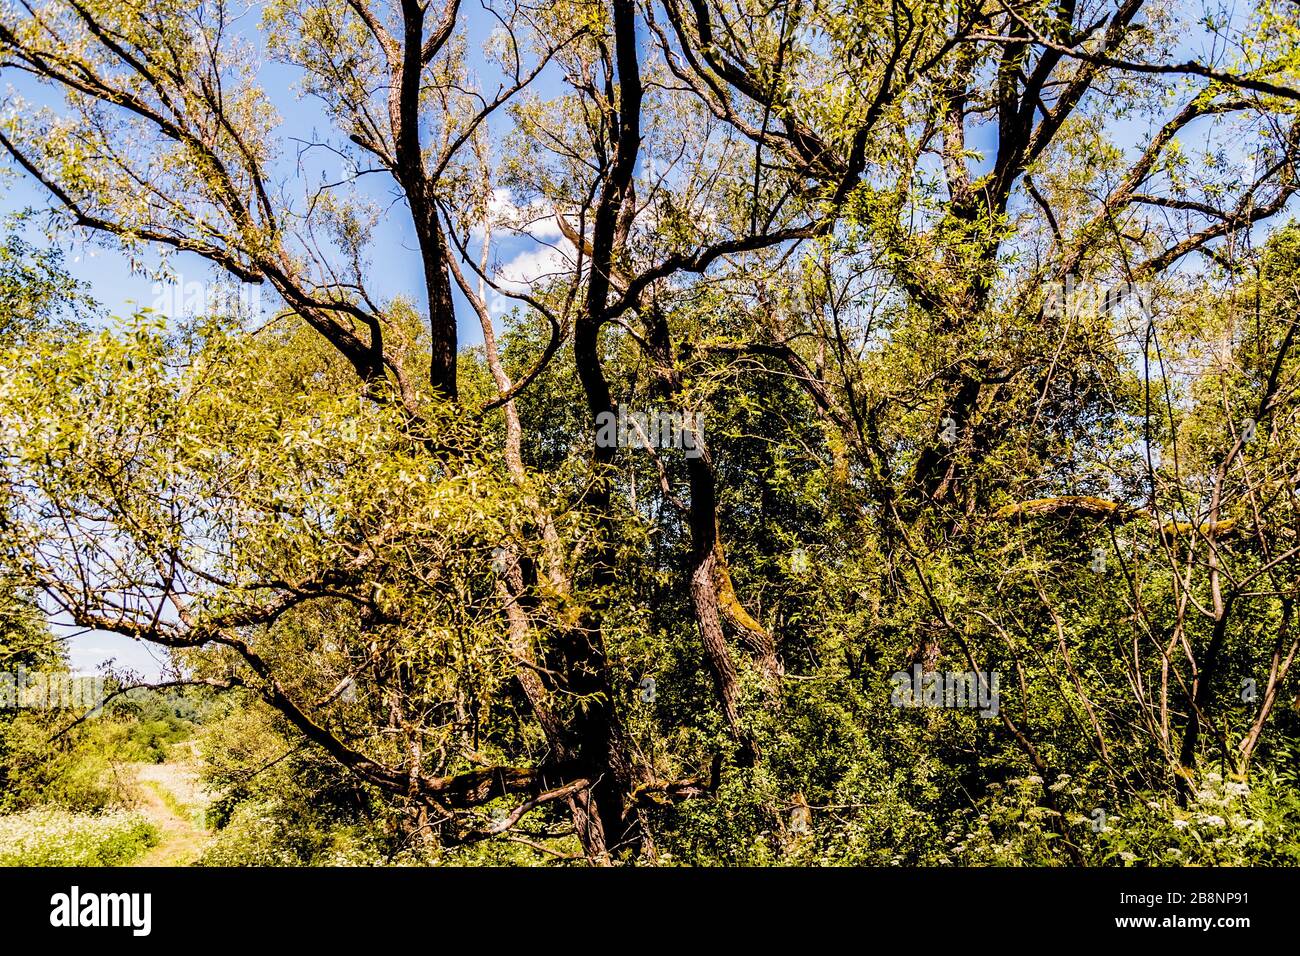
[475, 188, 565, 243]
[494, 241, 576, 296]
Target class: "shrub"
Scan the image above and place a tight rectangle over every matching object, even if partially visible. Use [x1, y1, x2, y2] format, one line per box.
[0, 808, 158, 866]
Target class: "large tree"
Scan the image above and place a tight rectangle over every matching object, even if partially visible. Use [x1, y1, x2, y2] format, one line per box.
[2, 0, 1299, 863]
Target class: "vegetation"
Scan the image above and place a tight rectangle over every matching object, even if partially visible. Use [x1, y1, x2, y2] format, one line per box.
[0, 808, 158, 866]
[0, 0, 1299, 866]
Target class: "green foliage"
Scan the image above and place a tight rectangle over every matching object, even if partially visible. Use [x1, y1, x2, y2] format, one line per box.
[1, 687, 206, 813]
[0, 807, 157, 866]
[1, 0, 1299, 867]
[195, 695, 416, 866]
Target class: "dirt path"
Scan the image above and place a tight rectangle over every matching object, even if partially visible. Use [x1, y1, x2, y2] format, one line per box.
[130, 762, 209, 867]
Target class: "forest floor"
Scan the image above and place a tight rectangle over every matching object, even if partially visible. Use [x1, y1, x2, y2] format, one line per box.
[130, 759, 210, 866]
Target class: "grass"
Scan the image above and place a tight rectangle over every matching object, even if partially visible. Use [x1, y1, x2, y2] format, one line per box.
[0, 807, 159, 866]
[143, 779, 205, 829]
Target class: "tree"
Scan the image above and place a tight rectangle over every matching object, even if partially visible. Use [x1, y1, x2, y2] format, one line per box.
[2, 0, 1299, 864]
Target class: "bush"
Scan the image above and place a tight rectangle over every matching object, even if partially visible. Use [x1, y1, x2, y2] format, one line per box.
[0, 686, 210, 814]
[0, 808, 158, 866]
[0, 713, 134, 813]
[197, 799, 407, 866]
